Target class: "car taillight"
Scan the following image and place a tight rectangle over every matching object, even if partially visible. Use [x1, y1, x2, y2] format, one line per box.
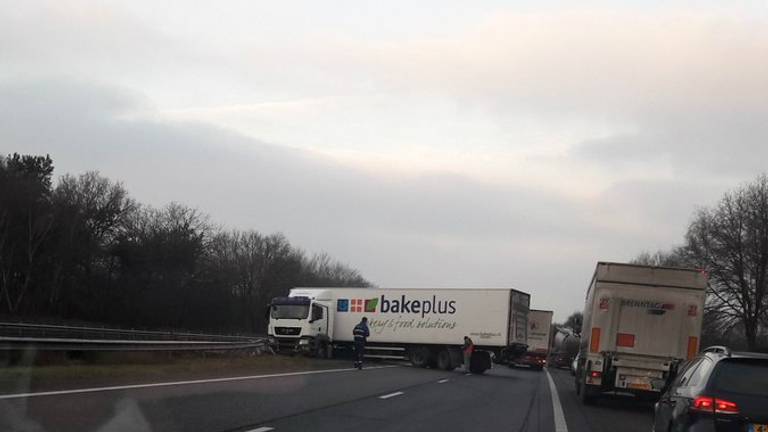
[691, 397, 739, 414]
[715, 399, 739, 414]
[692, 397, 714, 412]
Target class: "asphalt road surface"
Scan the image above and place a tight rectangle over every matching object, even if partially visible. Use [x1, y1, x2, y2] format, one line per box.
[0, 363, 654, 432]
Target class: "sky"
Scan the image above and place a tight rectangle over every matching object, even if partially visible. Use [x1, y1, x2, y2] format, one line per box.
[2, 0, 767, 321]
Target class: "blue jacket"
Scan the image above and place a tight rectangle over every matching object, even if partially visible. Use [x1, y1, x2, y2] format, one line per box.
[353, 322, 370, 342]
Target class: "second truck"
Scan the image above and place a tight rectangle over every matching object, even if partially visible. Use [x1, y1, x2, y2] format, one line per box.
[515, 309, 553, 370]
[575, 262, 707, 404]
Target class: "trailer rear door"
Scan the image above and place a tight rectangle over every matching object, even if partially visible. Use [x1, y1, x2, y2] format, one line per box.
[507, 290, 530, 345]
[613, 297, 685, 357]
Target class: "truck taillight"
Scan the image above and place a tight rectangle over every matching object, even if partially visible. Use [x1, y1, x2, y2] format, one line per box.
[687, 336, 698, 360]
[590, 328, 601, 353]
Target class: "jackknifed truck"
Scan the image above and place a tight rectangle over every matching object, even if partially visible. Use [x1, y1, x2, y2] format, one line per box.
[575, 262, 707, 404]
[267, 287, 530, 374]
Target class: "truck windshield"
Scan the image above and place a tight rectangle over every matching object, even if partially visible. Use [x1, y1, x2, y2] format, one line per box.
[271, 304, 309, 319]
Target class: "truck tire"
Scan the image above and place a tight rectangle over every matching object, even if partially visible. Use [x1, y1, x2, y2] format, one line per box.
[576, 379, 598, 405]
[315, 341, 333, 359]
[427, 357, 438, 369]
[314, 342, 326, 359]
[410, 346, 430, 368]
[437, 349, 455, 371]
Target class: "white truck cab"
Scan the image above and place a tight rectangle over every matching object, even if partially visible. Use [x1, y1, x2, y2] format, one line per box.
[267, 290, 335, 357]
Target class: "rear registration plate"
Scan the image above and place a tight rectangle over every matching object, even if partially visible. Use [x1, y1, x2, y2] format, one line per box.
[627, 382, 651, 390]
[749, 425, 768, 432]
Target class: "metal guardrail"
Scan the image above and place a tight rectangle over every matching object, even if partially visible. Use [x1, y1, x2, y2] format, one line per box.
[0, 322, 268, 352]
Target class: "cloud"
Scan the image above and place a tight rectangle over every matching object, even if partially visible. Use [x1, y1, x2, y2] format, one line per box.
[0, 77, 701, 319]
[3, 3, 766, 320]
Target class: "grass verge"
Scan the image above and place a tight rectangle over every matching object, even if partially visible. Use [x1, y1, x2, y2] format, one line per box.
[0, 353, 355, 394]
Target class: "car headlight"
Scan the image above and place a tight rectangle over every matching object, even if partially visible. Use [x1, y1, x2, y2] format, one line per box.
[299, 339, 310, 345]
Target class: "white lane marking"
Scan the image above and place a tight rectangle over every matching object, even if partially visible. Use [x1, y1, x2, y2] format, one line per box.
[0, 365, 398, 400]
[437, 379, 449, 384]
[378, 391, 404, 399]
[245, 427, 274, 432]
[545, 369, 569, 432]
[464, 373, 472, 376]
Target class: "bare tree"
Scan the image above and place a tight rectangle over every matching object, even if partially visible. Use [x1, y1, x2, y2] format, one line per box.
[630, 248, 689, 267]
[685, 174, 768, 350]
[563, 311, 583, 335]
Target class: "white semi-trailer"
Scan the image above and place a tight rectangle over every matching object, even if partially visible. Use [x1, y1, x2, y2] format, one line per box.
[575, 262, 707, 404]
[267, 287, 530, 374]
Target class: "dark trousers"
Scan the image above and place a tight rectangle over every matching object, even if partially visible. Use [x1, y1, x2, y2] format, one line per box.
[354, 341, 365, 364]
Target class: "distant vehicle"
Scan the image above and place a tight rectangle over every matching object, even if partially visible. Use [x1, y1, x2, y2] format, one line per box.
[550, 326, 580, 369]
[571, 352, 580, 376]
[515, 309, 553, 370]
[652, 347, 768, 432]
[575, 262, 707, 404]
[267, 288, 530, 374]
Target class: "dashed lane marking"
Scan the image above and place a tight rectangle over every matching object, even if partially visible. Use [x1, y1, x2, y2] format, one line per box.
[545, 369, 569, 432]
[0, 365, 399, 400]
[437, 379, 450, 383]
[245, 427, 274, 432]
[379, 391, 404, 399]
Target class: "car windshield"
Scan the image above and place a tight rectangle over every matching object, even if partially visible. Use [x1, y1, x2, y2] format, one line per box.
[710, 359, 768, 396]
[4, 2, 768, 432]
[271, 304, 309, 320]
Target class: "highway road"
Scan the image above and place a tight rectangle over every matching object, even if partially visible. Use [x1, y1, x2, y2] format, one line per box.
[0, 363, 654, 432]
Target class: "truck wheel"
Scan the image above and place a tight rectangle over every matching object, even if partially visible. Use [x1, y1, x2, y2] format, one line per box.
[577, 380, 597, 405]
[437, 349, 455, 371]
[427, 357, 438, 369]
[409, 346, 430, 368]
[315, 343, 326, 359]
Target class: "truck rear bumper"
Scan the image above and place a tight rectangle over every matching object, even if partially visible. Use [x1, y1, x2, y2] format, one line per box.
[613, 367, 666, 392]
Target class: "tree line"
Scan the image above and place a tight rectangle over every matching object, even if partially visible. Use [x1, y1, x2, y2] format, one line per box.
[0, 153, 370, 334]
[632, 174, 768, 351]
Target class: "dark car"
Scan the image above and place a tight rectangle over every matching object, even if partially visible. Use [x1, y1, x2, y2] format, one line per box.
[653, 346, 768, 432]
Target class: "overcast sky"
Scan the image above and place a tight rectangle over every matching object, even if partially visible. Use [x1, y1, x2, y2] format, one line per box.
[2, 0, 767, 320]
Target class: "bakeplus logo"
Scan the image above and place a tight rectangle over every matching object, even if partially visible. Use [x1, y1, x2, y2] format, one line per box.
[337, 295, 457, 318]
[621, 299, 675, 315]
[337, 298, 378, 313]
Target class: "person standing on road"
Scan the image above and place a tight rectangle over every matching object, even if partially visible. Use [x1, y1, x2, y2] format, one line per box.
[353, 317, 370, 370]
[462, 336, 475, 372]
